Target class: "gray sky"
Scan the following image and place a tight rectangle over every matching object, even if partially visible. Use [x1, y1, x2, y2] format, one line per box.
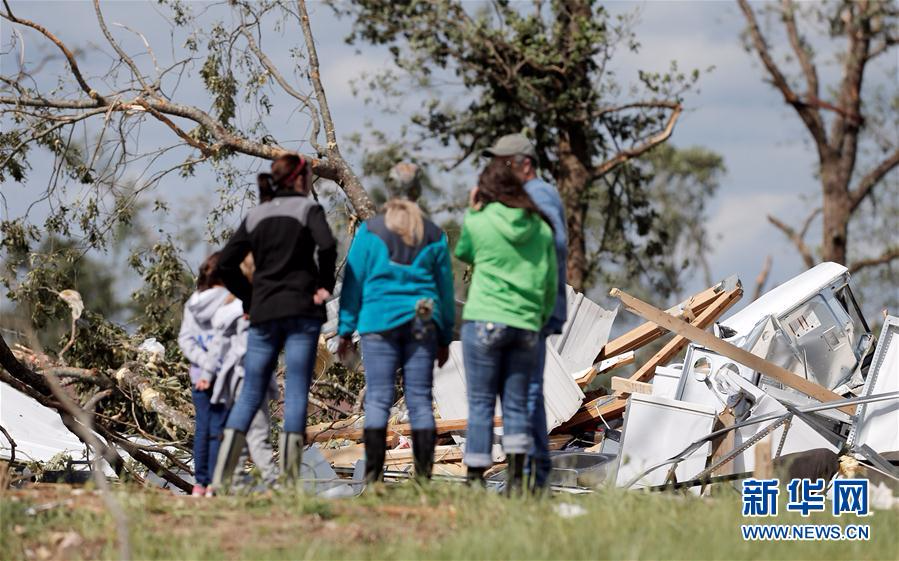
[1, 0, 896, 317]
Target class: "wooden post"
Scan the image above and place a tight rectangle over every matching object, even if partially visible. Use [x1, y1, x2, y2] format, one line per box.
[709, 409, 736, 476]
[594, 280, 732, 363]
[610, 377, 653, 395]
[754, 435, 773, 479]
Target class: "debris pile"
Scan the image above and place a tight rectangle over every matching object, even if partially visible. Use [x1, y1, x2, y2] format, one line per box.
[304, 262, 899, 494]
[3, 262, 897, 498]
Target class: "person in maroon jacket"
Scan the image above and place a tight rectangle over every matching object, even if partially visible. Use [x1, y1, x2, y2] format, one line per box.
[211, 154, 337, 491]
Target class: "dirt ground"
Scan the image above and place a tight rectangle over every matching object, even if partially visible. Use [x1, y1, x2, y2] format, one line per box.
[3, 482, 458, 560]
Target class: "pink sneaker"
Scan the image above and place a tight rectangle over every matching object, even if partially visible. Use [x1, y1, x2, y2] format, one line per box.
[191, 485, 207, 497]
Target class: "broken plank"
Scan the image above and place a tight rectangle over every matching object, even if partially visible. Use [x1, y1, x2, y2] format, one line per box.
[628, 287, 742, 383]
[611, 377, 653, 395]
[610, 288, 855, 415]
[306, 417, 503, 444]
[593, 279, 734, 363]
[559, 288, 742, 430]
[709, 409, 736, 477]
[557, 394, 628, 431]
[322, 444, 464, 467]
[574, 352, 636, 387]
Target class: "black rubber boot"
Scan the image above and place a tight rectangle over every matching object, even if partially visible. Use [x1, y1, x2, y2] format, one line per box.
[466, 466, 487, 487]
[211, 429, 247, 494]
[504, 454, 526, 497]
[411, 429, 436, 481]
[363, 428, 387, 484]
[279, 432, 304, 485]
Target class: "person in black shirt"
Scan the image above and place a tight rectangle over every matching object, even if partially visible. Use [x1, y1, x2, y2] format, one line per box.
[211, 154, 337, 491]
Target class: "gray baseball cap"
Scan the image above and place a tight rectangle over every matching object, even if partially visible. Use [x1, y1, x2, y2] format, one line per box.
[482, 133, 537, 160]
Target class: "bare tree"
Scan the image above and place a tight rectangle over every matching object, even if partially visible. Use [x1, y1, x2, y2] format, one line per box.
[738, 0, 898, 273]
[0, 0, 375, 237]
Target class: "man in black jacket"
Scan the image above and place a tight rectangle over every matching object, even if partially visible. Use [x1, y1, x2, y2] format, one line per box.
[212, 154, 337, 490]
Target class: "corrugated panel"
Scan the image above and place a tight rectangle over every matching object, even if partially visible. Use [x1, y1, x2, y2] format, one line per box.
[551, 285, 618, 372]
[543, 344, 586, 429]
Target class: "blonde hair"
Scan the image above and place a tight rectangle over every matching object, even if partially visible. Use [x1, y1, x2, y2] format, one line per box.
[383, 199, 424, 246]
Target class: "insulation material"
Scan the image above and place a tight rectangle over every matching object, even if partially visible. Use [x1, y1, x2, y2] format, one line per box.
[614, 394, 717, 490]
[0, 382, 89, 463]
[849, 316, 899, 454]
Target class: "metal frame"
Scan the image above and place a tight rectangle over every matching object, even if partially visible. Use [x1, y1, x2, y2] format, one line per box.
[621, 391, 899, 490]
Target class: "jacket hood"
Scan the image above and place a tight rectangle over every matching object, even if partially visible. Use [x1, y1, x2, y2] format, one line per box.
[186, 286, 230, 324]
[212, 299, 245, 330]
[482, 202, 541, 245]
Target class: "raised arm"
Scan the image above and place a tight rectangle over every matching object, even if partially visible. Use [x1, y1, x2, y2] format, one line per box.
[337, 225, 370, 338]
[217, 220, 252, 312]
[307, 204, 338, 294]
[434, 234, 456, 346]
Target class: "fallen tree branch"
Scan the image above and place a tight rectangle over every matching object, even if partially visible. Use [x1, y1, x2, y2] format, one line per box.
[0, 335, 193, 493]
[41, 363, 132, 561]
[0, 423, 16, 464]
[112, 365, 193, 434]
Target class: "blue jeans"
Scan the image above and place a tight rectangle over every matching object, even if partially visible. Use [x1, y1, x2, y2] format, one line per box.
[461, 321, 539, 468]
[192, 387, 227, 486]
[225, 316, 322, 434]
[526, 331, 552, 488]
[361, 319, 437, 430]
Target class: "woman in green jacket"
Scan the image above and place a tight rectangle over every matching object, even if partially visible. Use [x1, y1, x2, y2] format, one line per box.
[455, 158, 557, 493]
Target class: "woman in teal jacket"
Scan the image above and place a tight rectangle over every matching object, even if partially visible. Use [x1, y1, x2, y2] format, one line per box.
[338, 192, 455, 483]
[456, 158, 557, 493]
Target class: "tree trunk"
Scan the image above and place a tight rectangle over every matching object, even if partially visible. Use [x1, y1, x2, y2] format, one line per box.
[557, 130, 592, 291]
[820, 164, 851, 265]
[554, 0, 594, 292]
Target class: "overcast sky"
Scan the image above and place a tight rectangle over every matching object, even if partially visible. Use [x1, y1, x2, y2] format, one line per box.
[1, 1, 896, 317]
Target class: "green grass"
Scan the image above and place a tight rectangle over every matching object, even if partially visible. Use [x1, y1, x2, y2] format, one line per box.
[2, 482, 897, 560]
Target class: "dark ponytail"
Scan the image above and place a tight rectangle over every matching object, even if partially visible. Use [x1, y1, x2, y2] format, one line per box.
[196, 251, 223, 291]
[476, 159, 554, 230]
[256, 154, 310, 199]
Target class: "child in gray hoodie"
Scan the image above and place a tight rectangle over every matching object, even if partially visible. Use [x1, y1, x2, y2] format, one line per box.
[203, 272, 279, 486]
[178, 252, 232, 496]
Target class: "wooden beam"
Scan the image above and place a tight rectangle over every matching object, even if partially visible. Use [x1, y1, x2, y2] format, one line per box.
[321, 444, 464, 467]
[709, 409, 736, 476]
[754, 435, 773, 479]
[594, 280, 728, 363]
[306, 416, 503, 443]
[556, 395, 627, 432]
[575, 352, 636, 387]
[559, 288, 742, 430]
[628, 288, 742, 382]
[610, 288, 855, 415]
[611, 377, 652, 395]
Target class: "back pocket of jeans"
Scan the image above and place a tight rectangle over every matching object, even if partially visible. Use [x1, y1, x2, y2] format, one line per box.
[411, 318, 436, 342]
[475, 321, 506, 347]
